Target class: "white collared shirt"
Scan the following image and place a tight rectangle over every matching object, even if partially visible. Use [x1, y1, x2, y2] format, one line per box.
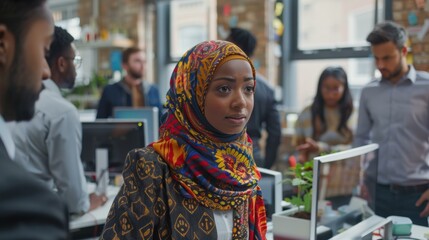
[7, 79, 89, 214]
[0, 115, 15, 160]
[213, 210, 233, 240]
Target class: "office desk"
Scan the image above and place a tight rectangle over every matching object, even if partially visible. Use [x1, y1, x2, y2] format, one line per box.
[409, 224, 429, 239]
[266, 223, 429, 240]
[70, 184, 121, 230]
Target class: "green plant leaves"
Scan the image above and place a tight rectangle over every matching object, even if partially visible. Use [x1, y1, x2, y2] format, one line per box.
[284, 160, 313, 213]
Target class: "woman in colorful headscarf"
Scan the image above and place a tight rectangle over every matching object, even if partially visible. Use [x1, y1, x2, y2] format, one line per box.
[100, 40, 267, 239]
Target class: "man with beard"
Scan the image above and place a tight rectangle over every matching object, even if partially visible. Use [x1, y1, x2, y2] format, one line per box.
[354, 21, 429, 226]
[0, 1, 68, 239]
[8, 26, 107, 215]
[96, 47, 162, 119]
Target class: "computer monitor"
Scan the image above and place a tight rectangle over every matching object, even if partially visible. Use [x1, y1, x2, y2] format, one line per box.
[113, 107, 159, 144]
[310, 143, 382, 240]
[81, 119, 148, 174]
[78, 109, 96, 122]
[258, 167, 283, 221]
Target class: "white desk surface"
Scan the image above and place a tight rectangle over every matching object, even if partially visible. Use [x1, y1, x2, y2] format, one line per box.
[409, 224, 429, 239]
[266, 223, 429, 240]
[70, 183, 121, 230]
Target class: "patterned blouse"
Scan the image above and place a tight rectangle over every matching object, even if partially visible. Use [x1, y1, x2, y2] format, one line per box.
[101, 147, 252, 239]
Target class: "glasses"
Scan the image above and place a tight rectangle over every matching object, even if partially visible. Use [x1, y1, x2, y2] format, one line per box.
[322, 85, 344, 93]
[64, 55, 82, 69]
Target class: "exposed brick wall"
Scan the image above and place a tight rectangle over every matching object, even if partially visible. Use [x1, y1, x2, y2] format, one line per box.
[78, 0, 276, 84]
[79, 0, 142, 43]
[216, 0, 277, 84]
[78, 0, 144, 76]
[393, 0, 429, 71]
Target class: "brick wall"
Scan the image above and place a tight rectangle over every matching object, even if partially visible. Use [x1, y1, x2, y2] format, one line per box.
[77, 0, 277, 83]
[78, 0, 144, 77]
[216, 0, 277, 84]
[79, 0, 143, 43]
[393, 0, 429, 71]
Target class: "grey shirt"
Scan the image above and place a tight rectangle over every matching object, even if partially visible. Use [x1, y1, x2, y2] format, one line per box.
[354, 65, 429, 185]
[8, 79, 89, 213]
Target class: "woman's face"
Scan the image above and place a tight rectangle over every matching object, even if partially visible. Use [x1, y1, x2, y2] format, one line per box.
[204, 59, 255, 135]
[321, 76, 345, 108]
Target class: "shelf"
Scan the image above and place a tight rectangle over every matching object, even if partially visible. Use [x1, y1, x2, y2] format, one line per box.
[75, 38, 134, 49]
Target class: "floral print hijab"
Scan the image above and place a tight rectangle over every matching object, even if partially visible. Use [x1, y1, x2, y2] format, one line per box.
[151, 40, 267, 239]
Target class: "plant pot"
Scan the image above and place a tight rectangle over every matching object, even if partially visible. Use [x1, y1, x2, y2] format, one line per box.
[272, 207, 311, 240]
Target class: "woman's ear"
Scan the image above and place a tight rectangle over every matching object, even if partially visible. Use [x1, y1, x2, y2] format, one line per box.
[0, 25, 14, 67]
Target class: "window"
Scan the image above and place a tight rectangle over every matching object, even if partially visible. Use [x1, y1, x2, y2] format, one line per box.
[293, 0, 384, 58]
[281, 0, 391, 110]
[169, 0, 215, 59]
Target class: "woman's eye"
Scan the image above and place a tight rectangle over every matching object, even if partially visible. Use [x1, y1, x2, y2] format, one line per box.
[245, 85, 255, 93]
[218, 86, 230, 93]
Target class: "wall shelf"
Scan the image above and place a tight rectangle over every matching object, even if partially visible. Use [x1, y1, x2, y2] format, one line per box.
[75, 38, 134, 49]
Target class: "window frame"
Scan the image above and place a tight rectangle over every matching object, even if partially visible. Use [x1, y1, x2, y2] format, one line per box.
[289, 0, 392, 60]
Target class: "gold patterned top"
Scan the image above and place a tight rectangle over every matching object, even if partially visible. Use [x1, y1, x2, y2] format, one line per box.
[100, 147, 253, 239]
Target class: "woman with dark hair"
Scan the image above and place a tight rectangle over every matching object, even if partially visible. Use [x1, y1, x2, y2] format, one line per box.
[293, 66, 354, 162]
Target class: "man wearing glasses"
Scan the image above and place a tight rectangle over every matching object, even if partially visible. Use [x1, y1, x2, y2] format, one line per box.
[8, 26, 107, 215]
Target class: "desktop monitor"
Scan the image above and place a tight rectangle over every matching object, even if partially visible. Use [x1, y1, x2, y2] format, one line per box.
[81, 119, 148, 174]
[78, 109, 96, 122]
[113, 107, 159, 144]
[310, 143, 382, 240]
[258, 167, 283, 221]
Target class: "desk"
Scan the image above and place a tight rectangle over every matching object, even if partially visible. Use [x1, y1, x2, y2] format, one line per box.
[70, 184, 121, 230]
[266, 221, 429, 240]
[409, 224, 429, 239]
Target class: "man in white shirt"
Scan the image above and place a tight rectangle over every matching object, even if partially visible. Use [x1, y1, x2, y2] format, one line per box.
[0, 1, 68, 239]
[9, 26, 106, 214]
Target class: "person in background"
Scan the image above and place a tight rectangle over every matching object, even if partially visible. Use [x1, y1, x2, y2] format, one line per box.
[8, 26, 107, 215]
[226, 27, 281, 169]
[0, 1, 68, 239]
[96, 47, 162, 119]
[354, 21, 429, 226]
[294, 66, 353, 162]
[100, 40, 267, 239]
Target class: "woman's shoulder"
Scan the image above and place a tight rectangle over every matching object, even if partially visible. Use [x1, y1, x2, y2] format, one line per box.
[297, 105, 312, 121]
[122, 146, 170, 179]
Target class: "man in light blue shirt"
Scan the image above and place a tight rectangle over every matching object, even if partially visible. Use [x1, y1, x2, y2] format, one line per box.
[354, 21, 429, 226]
[8, 26, 107, 214]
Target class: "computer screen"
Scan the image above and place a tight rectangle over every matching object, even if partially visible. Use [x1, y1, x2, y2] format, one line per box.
[78, 109, 96, 122]
[310, 143, 381, 240]
[258, 167, 283, 221]
[81, 119, 148, 174]
[113, 107, 159, 144]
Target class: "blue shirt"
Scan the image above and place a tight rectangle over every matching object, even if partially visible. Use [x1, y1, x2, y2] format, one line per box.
[354, 66, 429, 185]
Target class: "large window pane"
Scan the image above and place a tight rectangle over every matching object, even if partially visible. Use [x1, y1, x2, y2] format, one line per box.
[298, 0, 383, 50]
[169, 0, 216, 59]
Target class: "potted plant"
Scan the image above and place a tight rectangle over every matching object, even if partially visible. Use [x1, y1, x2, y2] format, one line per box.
[272, 160, 313, 240]
[65, 71, 109, 109]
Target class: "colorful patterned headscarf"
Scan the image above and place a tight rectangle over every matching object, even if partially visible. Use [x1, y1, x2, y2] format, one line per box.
[151, 40, 267, 239]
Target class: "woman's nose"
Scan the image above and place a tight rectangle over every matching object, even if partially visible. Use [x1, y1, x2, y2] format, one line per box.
[231, 91, 246, 109]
